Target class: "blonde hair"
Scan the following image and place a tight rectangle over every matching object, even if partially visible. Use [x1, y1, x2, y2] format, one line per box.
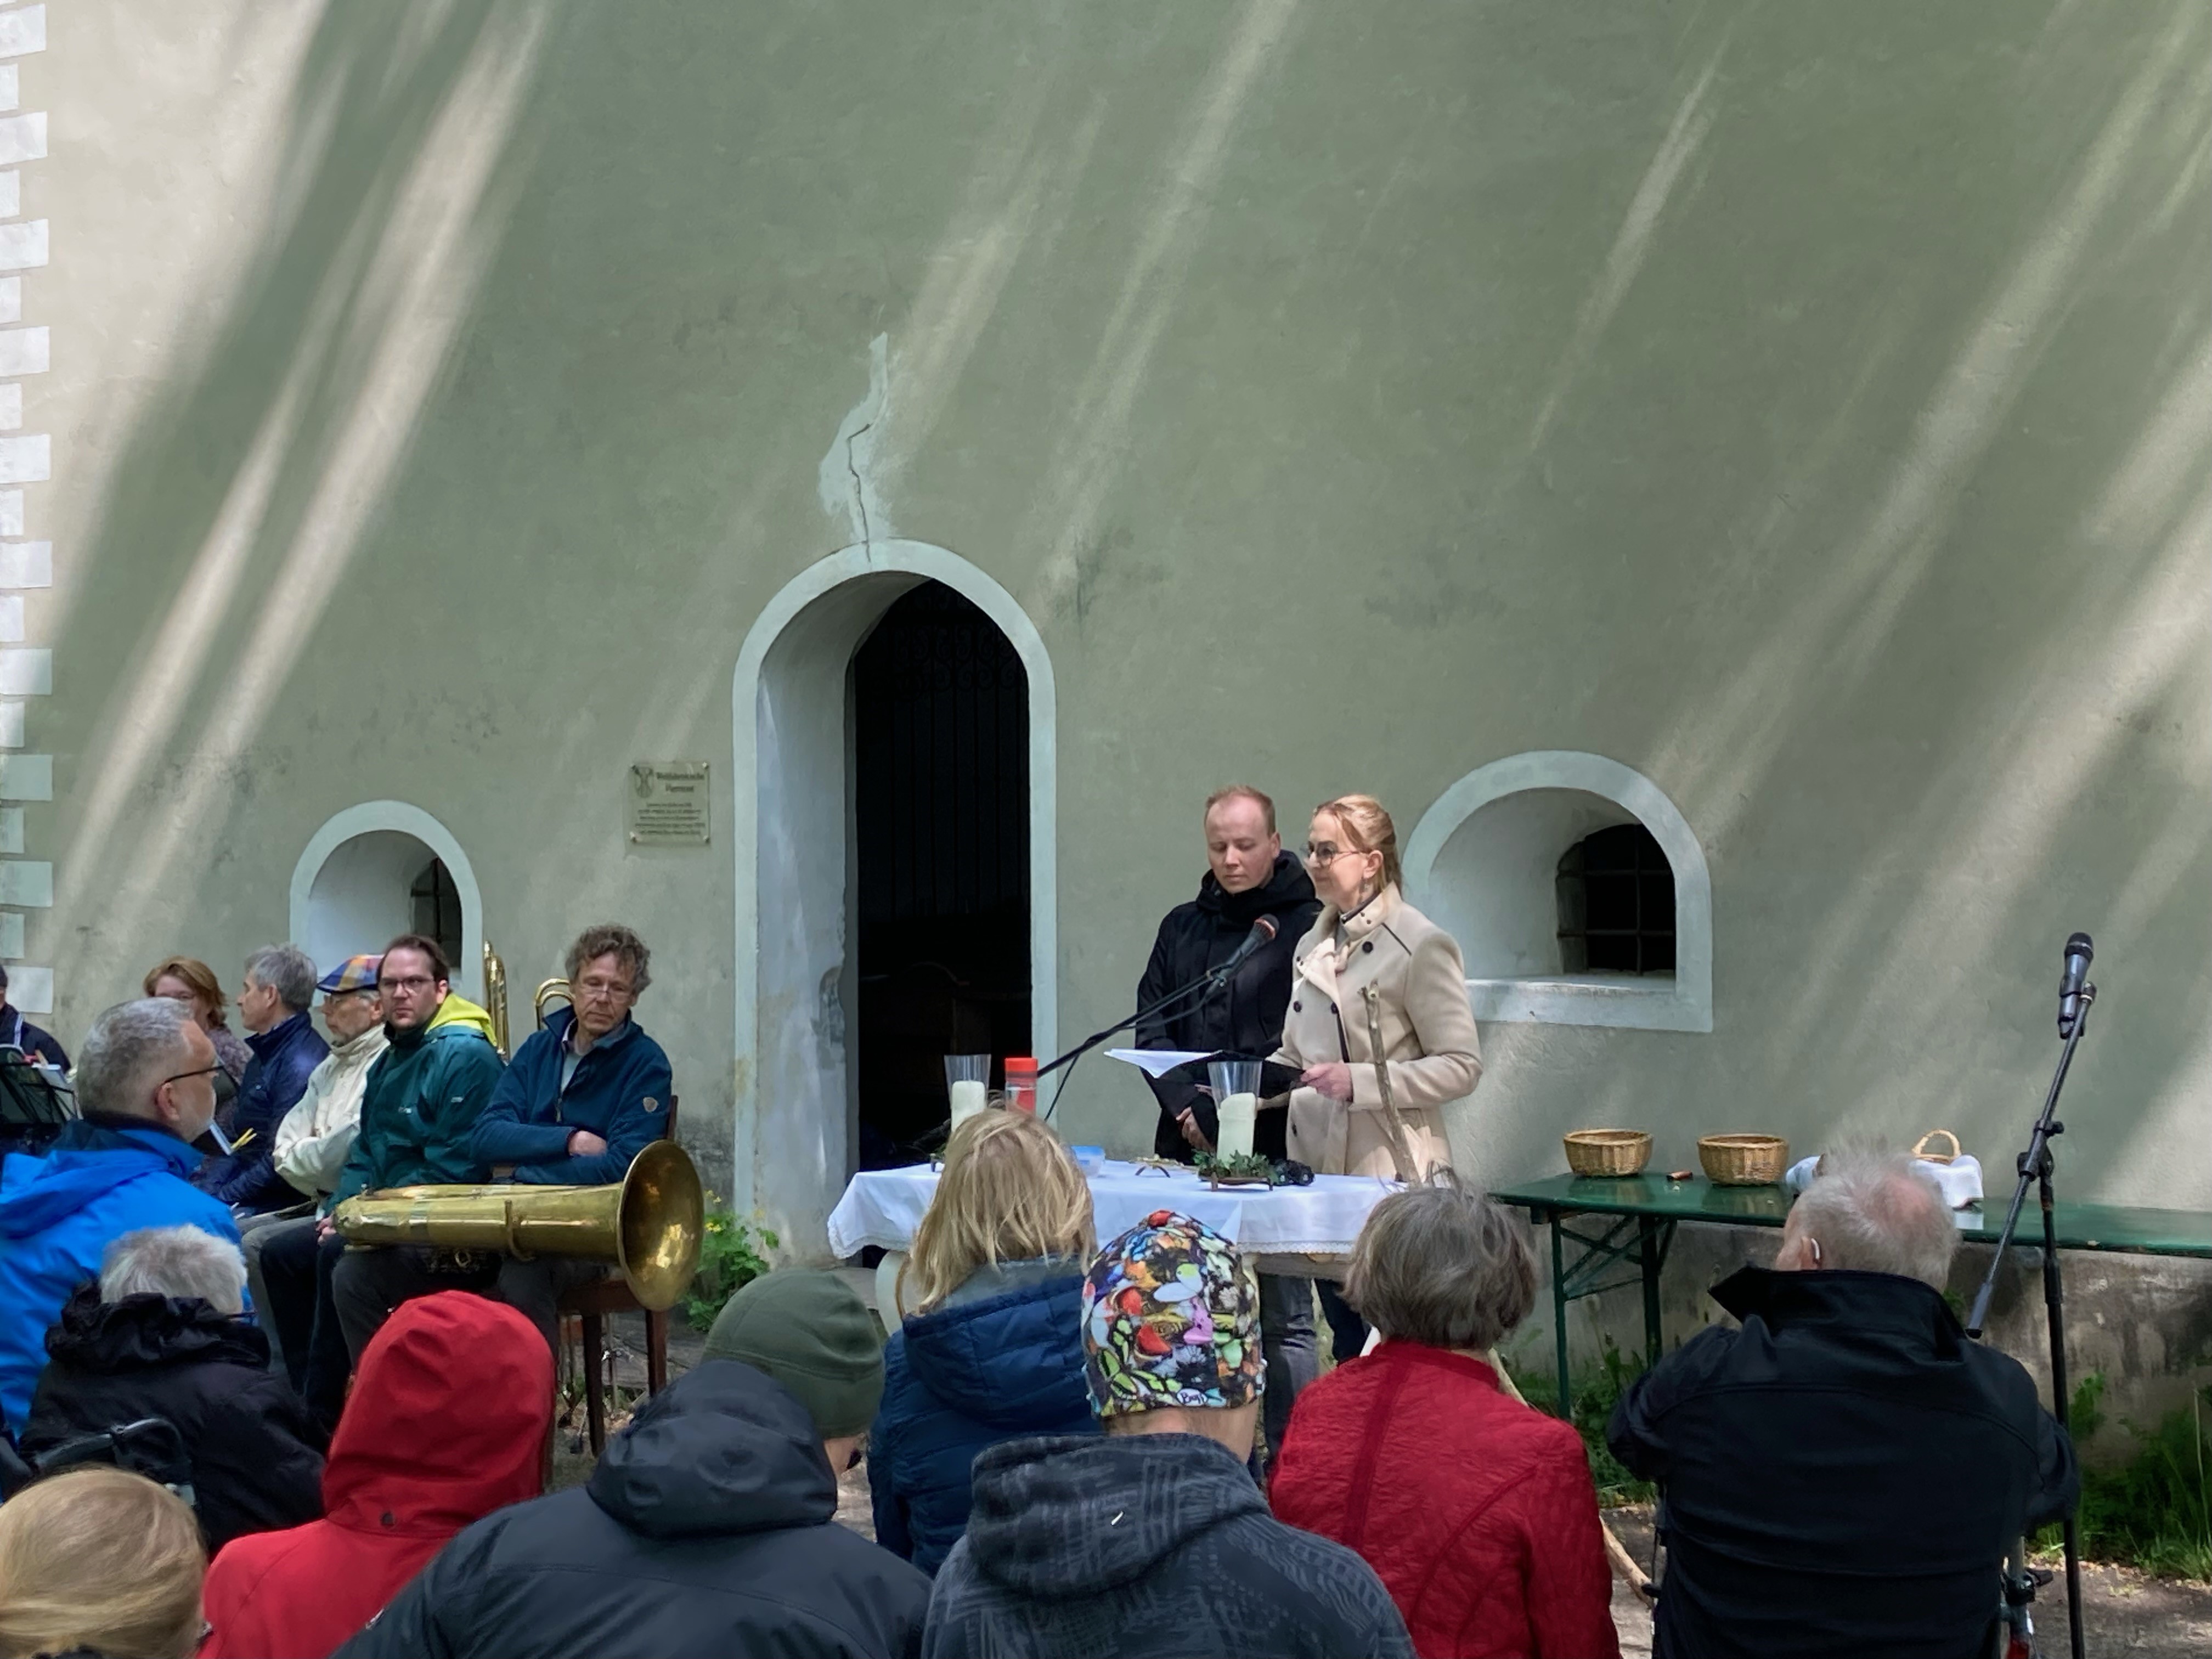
[0, 1467, 206, 1659]
[140, 956, 229, 1027]
[1205, 784, 1277, 834]
[1315, 794, 1403, 893]
[902, 1111, 1096, 1313]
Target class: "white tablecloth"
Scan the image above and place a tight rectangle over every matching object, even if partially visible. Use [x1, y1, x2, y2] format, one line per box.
[827, 1160, 1400, 1260]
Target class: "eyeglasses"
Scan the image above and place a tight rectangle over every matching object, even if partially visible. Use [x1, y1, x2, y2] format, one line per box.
[380, 975, 438, 994]
[574, 976, 636, 1001]
[1304, 843, 1365, 866]
[160, 1063, 224, 1090]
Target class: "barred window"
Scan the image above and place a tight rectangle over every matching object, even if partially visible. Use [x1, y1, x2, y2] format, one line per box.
[1556, 823, 1674, 975]
[410, 858, 464, 969]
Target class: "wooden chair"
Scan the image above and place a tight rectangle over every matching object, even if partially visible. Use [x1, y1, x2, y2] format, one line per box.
[562, 1094, 680, 1456]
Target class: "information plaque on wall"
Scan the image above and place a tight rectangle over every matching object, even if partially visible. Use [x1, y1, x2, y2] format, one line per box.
[628, 762, 711, 847]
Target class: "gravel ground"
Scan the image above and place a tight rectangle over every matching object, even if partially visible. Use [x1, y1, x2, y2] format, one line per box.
[559, 1310, 2212, 1656]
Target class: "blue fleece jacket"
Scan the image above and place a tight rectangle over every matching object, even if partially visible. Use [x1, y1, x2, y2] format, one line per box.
[198, 1010, 329, 1212]
[467, 1009, 673, 1185]
[0, 1116, 242, 1432]
[868, 1265, 1098, 1574]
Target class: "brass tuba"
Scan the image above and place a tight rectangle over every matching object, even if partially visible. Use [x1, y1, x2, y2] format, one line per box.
[533, 977, 572, 1029]
[481, 939, 511, 1058]
[331, 1141, 705, 1311]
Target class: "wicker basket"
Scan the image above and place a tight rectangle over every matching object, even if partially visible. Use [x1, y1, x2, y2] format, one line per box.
[1698, 1133, 1790, 1187]
[1564, 1129, 1652, 1178]
[1911, 1129, 1960, 1165]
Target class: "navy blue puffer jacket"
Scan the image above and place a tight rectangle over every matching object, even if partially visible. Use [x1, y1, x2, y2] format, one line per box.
[869, 1262, 1097, 1574]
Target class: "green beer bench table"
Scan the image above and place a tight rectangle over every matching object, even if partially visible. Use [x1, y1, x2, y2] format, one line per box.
[1489, 1171, 2212, 1417]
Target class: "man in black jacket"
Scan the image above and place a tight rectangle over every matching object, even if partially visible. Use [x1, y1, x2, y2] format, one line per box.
[1608, 1148, 2078, 1659]
[19, 1224, 324, 1549]
[1136, 784, 1322, 1452]
[337, 1270, 927, 1659]
[926, 1210, 1410, 1658]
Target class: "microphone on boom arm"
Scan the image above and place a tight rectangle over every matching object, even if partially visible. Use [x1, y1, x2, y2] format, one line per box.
[2058, 932, 2094, 1039]
[1209, 916, 1279, 985]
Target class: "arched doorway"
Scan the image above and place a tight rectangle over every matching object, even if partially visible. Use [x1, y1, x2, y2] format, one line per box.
[289, 802, 484, 998]
[731, 541, 1056, 1257]
[851, 583, 1031, 1166]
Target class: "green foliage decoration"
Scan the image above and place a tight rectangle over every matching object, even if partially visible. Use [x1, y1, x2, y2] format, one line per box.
[682, 1193, 780, 1332]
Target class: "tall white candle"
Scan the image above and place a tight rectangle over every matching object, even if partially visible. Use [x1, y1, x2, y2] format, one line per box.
[950, 1078, 988, 1127]
[1216, 1092, 1257, 1159]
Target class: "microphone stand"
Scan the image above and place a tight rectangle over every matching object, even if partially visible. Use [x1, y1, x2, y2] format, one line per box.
[1966, 983, 2094, 1659]
[1035, 962, 1244, 1121]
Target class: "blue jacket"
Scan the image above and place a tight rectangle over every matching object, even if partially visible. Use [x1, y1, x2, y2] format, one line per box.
[0, 1115, 242, 1432]
[868, 1263, 1098, 1575]
[468, 1009, 673, 1185]
[199, 1011, 330, 1212]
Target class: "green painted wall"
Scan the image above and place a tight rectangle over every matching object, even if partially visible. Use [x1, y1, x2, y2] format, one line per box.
[26, 3, 2211, 1246]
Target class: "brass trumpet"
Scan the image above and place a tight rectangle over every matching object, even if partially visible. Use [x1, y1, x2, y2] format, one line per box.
[331, 1140, 705, 1311]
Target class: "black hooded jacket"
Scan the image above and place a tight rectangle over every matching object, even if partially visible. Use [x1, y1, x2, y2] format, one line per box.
[335, 1359, 929, 1659]
[925, 1432, 1411, 1659]
[1608, 1265, 2078, 1659]
[1135, 853, 1321, 1159]
[21, 1284, 324, 1549]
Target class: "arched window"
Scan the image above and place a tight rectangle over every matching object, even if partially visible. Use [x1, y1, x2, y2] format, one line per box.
[289, 803, 484, 1000]
[409, 857, 465, 967]
[1404, 752, 1711, 1032]
[1557, 823, 1675, 975]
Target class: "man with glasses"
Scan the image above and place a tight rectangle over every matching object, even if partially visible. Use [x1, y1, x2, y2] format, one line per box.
[0, 997, 239, 1429]
[470, 923, 673, 1350]
[324, 933, 505, 1362]
[239, 955, 387, 1381]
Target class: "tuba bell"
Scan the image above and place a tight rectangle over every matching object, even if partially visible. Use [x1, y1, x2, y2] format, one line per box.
[331, 1140, 705, 1311]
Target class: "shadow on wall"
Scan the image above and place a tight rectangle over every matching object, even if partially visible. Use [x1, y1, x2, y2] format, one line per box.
[53, 0, 552, 1001]
[1465, 2, 2212, 1211]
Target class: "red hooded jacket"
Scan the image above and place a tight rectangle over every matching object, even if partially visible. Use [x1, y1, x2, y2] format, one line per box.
[1271, 1344, 1620, 1659]
[201, 1292, 551, 1659]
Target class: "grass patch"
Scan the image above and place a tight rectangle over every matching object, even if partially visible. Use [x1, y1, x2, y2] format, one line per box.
[1503, 1338, 1655, 1508]
[2038, 1373, 2212, 1581]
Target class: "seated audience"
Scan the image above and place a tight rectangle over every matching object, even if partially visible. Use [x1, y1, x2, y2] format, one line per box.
[1609, 1147, 2079, 1659]
[20, 1226, 323, 1550]
[197, 944, 330, 1215]
[335, 1271, 928, 1658]
[202, 1292, 550, 1659]
[1272, 1182, 1619, 1658]
[143, 953, 253, 1101]
[468, 923, 673, 1348]
[0, 1465, 207, 1659]
[926, 1210, 1413, 1659]
[241, 954, 386, 1378]
[326, 934, 502, 1361]
[0, 962, 67, 1071]
[870, 1109, 1098, 1573]
[0, 997, 238, 1430]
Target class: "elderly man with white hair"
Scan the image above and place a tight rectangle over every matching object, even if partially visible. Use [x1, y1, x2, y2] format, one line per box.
[0, 997, 240, 1432]
[198, 943, 329, 1215]
[19, 1226, 324, 1550]
[1609, 1147, 2078, 1659]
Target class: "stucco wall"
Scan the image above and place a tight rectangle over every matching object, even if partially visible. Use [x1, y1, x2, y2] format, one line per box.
[15, 2, 2209, 1282]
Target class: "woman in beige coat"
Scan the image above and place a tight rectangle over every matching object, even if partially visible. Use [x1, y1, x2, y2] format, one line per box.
[1269, 794, 1482, 1352]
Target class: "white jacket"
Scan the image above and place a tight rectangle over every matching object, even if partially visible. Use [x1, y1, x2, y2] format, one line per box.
[273, 1024, 388, 1199]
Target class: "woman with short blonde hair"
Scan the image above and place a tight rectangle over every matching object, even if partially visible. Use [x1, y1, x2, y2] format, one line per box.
[142, 953, 252, 1090]
[871, 1109, 1099, 1573]
[0, 1466, 207, 1659]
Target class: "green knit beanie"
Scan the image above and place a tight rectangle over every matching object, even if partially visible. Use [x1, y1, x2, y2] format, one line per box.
[703, 1269, 883, 1438]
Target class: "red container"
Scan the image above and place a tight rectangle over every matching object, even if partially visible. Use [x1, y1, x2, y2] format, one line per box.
[1004, 1056, 1038, 1114]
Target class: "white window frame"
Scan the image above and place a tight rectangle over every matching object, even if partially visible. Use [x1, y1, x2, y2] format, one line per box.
[1404, 751, 1712, 1033]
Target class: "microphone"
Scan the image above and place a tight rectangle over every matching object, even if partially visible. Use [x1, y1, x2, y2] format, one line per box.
[1209, 916, 1279, 983]
[2058, 932, 2094, 1037]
